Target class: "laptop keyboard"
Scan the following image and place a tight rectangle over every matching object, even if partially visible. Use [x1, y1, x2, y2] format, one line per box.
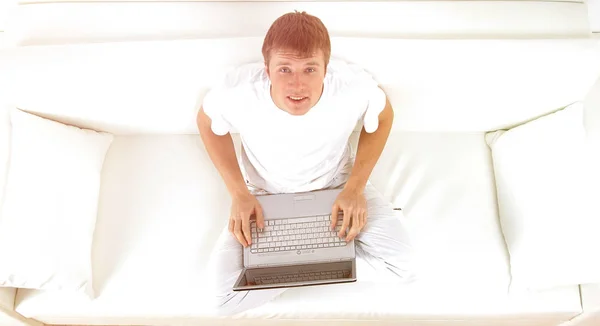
[253, 270, 351, 285]
[250, 215, 347, 254]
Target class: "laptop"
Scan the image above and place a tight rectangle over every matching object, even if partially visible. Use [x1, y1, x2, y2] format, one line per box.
[232, 188, 357, 291]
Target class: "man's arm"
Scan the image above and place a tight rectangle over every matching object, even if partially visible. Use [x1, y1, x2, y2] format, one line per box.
[345, 90, 394, 193]
[331, 89, 394, 241]
[197, 107, 249, 198]
[197, 107, 265, 247]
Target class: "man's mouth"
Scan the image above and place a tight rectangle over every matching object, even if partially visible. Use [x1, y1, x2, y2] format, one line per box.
[288, 96, 307, 102]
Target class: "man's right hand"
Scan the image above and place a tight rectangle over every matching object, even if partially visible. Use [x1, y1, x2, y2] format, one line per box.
[229, 192, 265, 247]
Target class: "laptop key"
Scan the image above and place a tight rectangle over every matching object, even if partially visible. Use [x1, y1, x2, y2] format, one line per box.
[250, 214, 357, 254]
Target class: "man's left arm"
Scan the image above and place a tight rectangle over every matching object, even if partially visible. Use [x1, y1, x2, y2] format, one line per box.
[331, 88, 394, 241]
[346, 91, 394, 193]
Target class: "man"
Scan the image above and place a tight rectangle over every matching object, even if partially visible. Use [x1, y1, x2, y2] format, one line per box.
[197, 11, 412, 315]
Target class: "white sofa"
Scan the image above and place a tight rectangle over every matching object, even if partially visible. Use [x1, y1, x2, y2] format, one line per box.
[1, 1, 600, 325]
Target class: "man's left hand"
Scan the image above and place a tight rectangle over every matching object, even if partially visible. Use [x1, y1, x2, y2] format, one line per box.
[330, 187, 367, 242]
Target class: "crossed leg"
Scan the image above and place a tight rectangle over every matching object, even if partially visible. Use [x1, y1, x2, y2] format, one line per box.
[206, 183, 412, 315]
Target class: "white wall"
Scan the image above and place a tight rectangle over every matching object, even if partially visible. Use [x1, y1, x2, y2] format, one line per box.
[0, 0, 17, 48]
[0, 0, 16, 31]
[589, 0, 600, 32]
[0, 0, 597, 47]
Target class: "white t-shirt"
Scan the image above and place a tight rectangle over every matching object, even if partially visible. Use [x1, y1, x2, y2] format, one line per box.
[202, 59, 387, 194]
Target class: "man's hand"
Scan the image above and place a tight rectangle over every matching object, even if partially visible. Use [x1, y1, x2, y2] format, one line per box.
[329, 92, 392, 242]
[229, 193, 265, 247]
[330, 187, 367, 242]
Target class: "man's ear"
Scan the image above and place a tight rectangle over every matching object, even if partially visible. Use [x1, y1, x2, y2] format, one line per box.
[264, 63, 270, 77]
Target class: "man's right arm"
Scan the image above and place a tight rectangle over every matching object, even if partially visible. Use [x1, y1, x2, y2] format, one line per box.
[197, 107, 249, 199]
[197, 107, 264, 247]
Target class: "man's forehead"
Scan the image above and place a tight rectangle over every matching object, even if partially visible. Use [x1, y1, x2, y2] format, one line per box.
[274, 60, 321, 66]
[271, 50, 324, 65]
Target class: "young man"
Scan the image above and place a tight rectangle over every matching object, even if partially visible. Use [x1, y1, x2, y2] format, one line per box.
[197, 11, 412, 315]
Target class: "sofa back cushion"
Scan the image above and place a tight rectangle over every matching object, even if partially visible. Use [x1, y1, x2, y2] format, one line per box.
[3, 38, 600, 135]
[4, 1, 591, 46]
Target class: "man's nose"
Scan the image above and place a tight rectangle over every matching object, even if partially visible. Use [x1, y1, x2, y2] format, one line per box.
[288, 73, 303, 88]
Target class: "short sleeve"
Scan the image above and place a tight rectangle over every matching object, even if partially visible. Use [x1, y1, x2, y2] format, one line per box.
[335, 61, 386, 133]
[202, 85, 233, 136]
[362, 85, 387, 133]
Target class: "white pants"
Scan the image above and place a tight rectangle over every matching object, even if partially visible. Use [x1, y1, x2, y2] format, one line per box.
[206, 183, 413, 316]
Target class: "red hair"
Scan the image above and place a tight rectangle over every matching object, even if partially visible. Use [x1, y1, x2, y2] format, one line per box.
[262, 11, 331, 67]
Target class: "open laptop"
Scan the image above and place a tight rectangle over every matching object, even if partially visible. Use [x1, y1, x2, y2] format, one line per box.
[232, 188, 357, 291]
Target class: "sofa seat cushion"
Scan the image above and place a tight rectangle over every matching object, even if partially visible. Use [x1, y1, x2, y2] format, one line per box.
[580, 283, 600, 322]
[14, 133, 581, 324]
[367, 131, 509, 293]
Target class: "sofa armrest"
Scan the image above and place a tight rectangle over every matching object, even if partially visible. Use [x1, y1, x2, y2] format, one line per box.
[0, 288, 15, 313]
[576, 284, 600, 326]
[0, 288, 42, 326]
[559, 284, 600, 326]
[584, 74, 600, 138]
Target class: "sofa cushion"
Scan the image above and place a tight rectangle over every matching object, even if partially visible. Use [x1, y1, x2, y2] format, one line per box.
[486, 102, 600, 292]
[0, 109, 113, 297]
[13, 132, 581, 324]
[0, 105, 9, 217]
[365, 131, 509, 294]
[579, 283, 600, 324]
[0, 52, 11, 209]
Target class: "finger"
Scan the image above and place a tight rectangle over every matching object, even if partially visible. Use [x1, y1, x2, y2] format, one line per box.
[346, 209, 361, 241]
[339, 207, 351, 238]
[241, 214, 252, 245]
[228, 218, 234, 233]
[255, 204, 265, 230]
[330, 204, 340, 231]
[233, 219, 248, 247]
[361, 210, 367, 229]
[346, 226, 360, 242]
[357, 209, 363, 229]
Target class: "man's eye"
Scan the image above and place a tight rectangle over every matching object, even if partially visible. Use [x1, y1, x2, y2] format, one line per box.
[280, 68, 290, 73]
[306, 68, 315, 73]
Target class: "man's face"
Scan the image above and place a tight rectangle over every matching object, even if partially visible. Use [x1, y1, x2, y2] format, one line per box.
[266, 49, 326, 116]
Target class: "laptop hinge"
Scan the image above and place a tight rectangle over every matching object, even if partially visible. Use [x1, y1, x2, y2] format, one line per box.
[251, 258, 351, 269]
